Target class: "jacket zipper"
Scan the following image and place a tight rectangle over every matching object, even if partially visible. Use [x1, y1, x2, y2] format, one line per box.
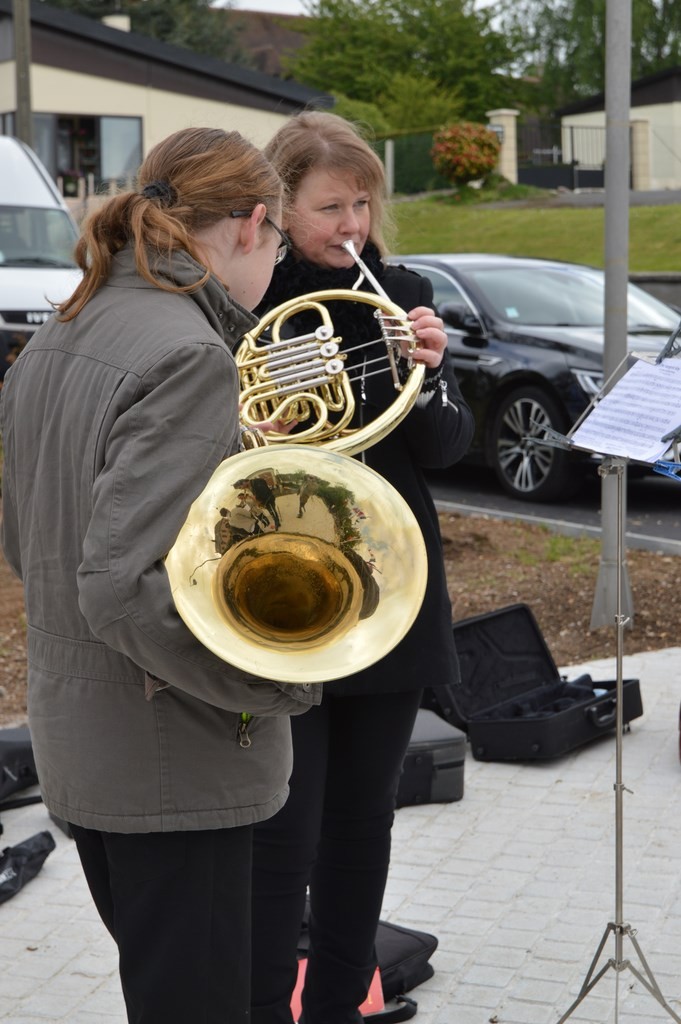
[238, 712, 253, 748]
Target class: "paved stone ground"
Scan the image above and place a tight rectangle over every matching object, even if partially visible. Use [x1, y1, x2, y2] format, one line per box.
[2, 646, 681, 1024]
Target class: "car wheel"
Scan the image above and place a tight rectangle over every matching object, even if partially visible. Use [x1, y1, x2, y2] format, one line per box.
[490, 386, 574, 502]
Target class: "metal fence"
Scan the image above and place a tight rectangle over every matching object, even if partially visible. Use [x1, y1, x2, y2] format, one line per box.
[517, 121, 607, 190]
[374, 122, 610, 195]
[372, 131, 449, 195]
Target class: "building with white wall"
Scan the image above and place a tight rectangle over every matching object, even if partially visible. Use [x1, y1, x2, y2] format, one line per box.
[0, 0, 331, 195]
[558, 66, 681, 191]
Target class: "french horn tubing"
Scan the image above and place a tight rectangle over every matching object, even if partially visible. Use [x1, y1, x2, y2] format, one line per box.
[236, 240, 426, 456]
[165, 240, 428, 683]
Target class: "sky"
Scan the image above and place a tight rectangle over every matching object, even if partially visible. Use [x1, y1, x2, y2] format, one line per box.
[224, 0, 495, 15]
[228, 1, 307, 12]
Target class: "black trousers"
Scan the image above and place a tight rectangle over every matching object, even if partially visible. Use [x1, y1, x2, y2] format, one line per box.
[251, 689, 422, 1024]
[70, 823, 253, 1024]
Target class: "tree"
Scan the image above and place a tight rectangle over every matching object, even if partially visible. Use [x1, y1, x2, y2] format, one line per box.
[38, 0, 251, 64]
[496, 0, 681, 113]
[377, 73, 462, 132]
[331, 95, 393, 135]
[285, 0, 522, 127]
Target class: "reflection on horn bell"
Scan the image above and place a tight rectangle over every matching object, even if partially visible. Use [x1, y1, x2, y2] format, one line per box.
[165, 445, 427, 684]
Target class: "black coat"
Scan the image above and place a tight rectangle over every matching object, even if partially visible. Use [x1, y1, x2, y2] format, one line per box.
[257, 249, 475, 694]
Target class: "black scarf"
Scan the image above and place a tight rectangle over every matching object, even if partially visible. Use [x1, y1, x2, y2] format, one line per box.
[256, 242, 388, 370]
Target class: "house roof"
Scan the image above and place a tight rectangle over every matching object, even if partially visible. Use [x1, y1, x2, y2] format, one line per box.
[558, 65, 681, 117]
[0, 0, 333, 113]
[221, 9, 307, 78]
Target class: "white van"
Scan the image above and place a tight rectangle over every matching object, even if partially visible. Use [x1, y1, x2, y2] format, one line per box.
[0, 136, 82, 382]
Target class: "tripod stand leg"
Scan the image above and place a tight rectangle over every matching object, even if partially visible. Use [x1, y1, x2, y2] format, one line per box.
[555, 922, 681, 1023]
[555, 923, 616, 1023]
[625, 930, 681, 1022]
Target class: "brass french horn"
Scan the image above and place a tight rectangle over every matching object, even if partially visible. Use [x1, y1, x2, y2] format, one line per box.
[165, 242, 428, 684]
[236, 241, 425, 454]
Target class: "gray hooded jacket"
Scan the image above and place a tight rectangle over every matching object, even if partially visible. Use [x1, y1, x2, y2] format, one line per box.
[0, 245, 319, 833]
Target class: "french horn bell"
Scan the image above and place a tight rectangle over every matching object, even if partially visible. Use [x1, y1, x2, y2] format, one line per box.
[165, 444, 427, 684]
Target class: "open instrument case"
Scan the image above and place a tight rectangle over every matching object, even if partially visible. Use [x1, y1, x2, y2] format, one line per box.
[423, 603, 643, 762]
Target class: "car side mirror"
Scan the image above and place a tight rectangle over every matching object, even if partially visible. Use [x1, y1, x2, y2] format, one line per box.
[440, 302, 484, 336]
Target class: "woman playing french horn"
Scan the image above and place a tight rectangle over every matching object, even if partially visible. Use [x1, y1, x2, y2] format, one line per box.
[250, 111, 475, 1024]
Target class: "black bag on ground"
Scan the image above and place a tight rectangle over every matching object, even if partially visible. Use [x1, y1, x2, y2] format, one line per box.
[0, 830, 56, 904]
[298, 899, 437, 1021]
[374, 918, 437, 1003]
[424, 603, 643, 762]
[0, 725, 39, 802]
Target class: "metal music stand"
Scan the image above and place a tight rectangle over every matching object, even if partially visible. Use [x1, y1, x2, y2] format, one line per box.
[555, 450, 681, 1024]
[531, 354, 681, 1023]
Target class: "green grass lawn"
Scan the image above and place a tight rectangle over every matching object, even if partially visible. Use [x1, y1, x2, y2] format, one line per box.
[391, 194, 681, 272]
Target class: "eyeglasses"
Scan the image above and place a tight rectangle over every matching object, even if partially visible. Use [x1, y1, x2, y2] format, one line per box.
[230, 209, 291, 265]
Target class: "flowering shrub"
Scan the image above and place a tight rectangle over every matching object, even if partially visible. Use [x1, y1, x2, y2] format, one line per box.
[431, 122, 501, 186]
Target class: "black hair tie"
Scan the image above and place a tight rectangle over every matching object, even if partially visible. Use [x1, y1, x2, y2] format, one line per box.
[141, 180, 177, 206]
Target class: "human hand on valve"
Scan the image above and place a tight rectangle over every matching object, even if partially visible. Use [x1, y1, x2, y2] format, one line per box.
[240, 402, 298, 436]
[405, 306, 447, 368]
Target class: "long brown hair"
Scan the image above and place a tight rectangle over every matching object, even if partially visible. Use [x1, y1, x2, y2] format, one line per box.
[58, 126, 283, 320]
[263, 110, 394, 256]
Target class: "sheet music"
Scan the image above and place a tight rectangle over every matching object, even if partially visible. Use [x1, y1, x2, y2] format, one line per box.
[570, 358, 681, 462]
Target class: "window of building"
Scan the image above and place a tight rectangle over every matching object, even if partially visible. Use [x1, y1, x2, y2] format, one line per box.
[3, 113, 144, 196]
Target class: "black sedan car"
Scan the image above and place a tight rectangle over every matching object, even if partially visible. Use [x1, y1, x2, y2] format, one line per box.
[389, 253, 680, 501]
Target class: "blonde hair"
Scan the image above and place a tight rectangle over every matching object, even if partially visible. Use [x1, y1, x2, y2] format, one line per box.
[58, 126, 283, 320]
[263, 110, 395, 256]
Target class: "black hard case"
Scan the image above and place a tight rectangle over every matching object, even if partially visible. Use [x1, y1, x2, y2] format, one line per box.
[396, 709, 465, 808]
[0, 725, 39, 802]
[423, 603, 643, 762]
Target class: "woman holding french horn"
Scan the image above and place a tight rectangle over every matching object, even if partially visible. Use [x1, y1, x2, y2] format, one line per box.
[250, 111, 475, 1024]
[0, 126, 321, 1024]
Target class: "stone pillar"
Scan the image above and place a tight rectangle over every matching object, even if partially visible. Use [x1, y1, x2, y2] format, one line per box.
[486, 108, 519, 184]
[101, 14, 131, 31]
[630, 119, 651, 192]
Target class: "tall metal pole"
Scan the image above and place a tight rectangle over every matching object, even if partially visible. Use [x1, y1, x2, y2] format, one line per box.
[590, 0, 633, 629]
[12, 0, 33, 147]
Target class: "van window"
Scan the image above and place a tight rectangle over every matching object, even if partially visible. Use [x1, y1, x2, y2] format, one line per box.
[0, 206, 78, 267]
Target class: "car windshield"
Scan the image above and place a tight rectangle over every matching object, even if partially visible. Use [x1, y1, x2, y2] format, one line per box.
[464, 265, 679, 331]
[0, 205, 79, 268]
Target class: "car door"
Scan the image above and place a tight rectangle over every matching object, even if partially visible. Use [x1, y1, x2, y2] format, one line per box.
[400, 260, 501, 453]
